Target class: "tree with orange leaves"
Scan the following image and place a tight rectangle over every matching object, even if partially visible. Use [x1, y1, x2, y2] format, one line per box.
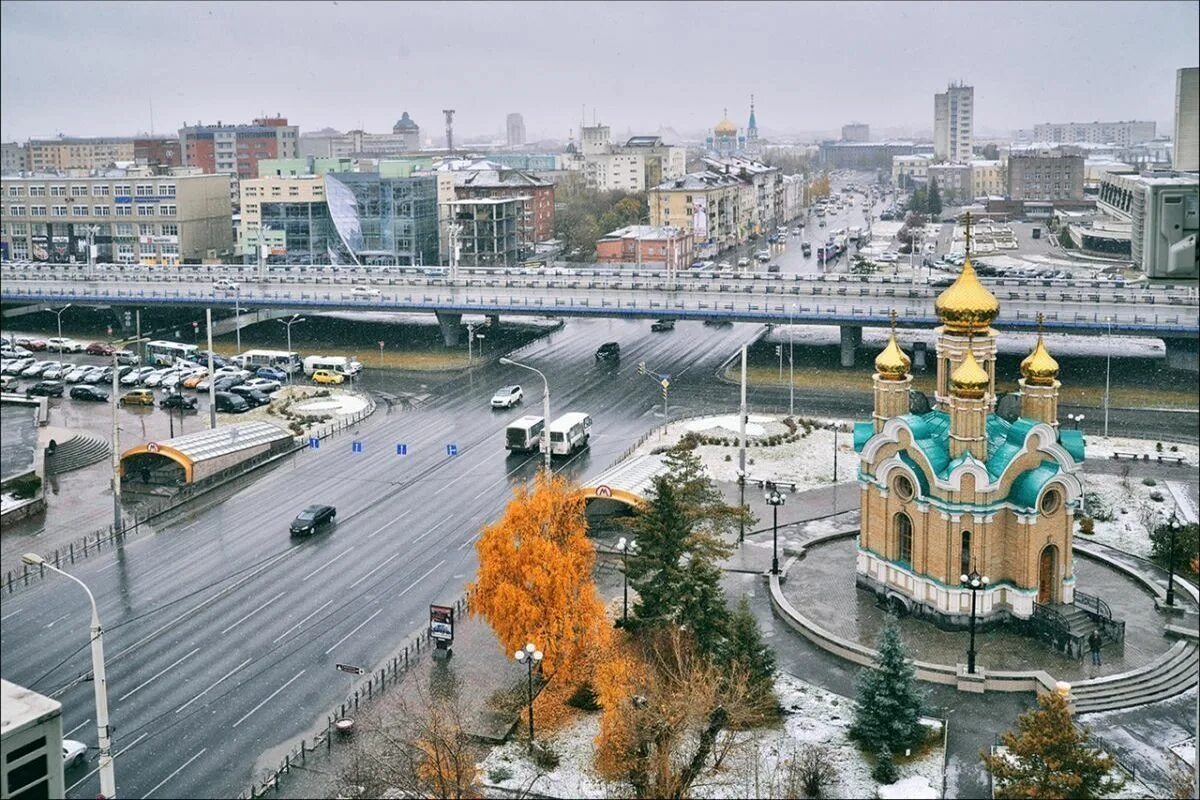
[469, 471, 611, 689]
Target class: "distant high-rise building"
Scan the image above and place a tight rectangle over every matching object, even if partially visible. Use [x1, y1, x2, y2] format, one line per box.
[842, 123, 870, 142]
[392, 112, 421, 151]
[506, 113, 526, 147]
[179, 117, 299, 179]
[1, 141, 28, 174]
[1174, 67, 1199, 172]
[1032, 120, 1156, 147]
[933, 82, 973, 163]
[25, 137, 135, 171]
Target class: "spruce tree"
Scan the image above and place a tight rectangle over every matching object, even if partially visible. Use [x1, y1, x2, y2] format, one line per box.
[983, 691, 1124, 799]
[850, 624, 924, 754]
[723, 596, 777, 699]
[928, 177, 943, 217]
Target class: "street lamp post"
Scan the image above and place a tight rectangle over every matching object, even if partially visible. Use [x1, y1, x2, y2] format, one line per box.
[1067, 413, 1085, 431]
[21, 553, 116, 799]
[514, 643, 543, 752]
[257, 224, 274, 284]
[499, 357, 551, 473]
[766, 485, 786, 575]
[617, 537, 636, 626]
[960, 570, 990, 674]
[789, 303, 796, 417]
[1103, 317, 1112, 438]
[1165, 516, 1181, 608]
[234, 285, 242, 357]
[48, 303, 72, 365]
[112, 335, 149, 532]
[277, 315, 306, 385]
[736, 468, 747, 544]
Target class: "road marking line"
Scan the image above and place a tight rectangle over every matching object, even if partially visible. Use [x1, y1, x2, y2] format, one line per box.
[412, 514, 452, 543]
[141, 747, 208, 799]
[231, 669, 306, 728]
[395, 561, 445, 600]
[457, 533, 479, 551]
[366, 510, 410, 538]
[0, 608, 22, 622]
[65, 732, 149, 793]
[118, 647, 200, 702]
[348, 552, 401, 590]
[220, 591, 286, 635]
[46, 612, 71, 628]
[323, 608, 383, 655]
[64, 718, 91, 737]
[272, 600, 333, 644]
[302, 546, 355, 581]
[175, 658, 252, 713]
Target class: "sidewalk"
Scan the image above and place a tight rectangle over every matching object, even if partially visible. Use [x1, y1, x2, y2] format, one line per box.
[718, 480, 859, 574]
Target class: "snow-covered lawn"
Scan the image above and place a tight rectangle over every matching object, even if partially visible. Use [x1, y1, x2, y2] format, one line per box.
[480, 673, 945, 799]
[1085, 436, 1197, 464]
[630, 414, 859, 489]
[291, 392, 368, 416]
[1081, 472, 1177, 557]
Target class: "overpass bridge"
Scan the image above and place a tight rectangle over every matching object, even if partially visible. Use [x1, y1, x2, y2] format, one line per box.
[2, 262, 1197, 369]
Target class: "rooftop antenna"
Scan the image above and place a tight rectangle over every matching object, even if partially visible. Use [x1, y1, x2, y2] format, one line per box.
[149, 97, 155, 135]
[443, 109, 456, 153]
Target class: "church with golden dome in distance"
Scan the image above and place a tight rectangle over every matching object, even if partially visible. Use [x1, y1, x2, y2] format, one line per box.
[705, 97, 760, 158]
[852, 244, 1087, 628]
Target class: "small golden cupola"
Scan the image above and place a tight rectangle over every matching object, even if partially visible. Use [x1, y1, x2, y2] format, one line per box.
[1020, 327, 1060, 386]
[934, 213, 999, 333]
[874, 312, 911, 380]
[950, 347, 989, 398]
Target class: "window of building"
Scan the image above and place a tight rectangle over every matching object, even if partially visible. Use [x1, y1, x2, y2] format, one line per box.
[7, 205, 25, 216]
[30, 204, 46, 216]
[892, 474, 915, 501]
[1040, 489, 1061, 516]
[139, 224, 155, 236]
[117, 243, 134, 255]
[115, 205, 132, 216]
[113, 184, 131, 196]
[893, 512, 913, 566]
[115, 223, 133, 236]
[961, 531, 971, 575]
[8, 186, 22, 197]
[28, 186, 46, 197]
[160, 223, 179, 236]
[158, 184, 176, 197]
[137, 205, 155, 216]
[94, 205, 111, 216]
[159, 204, 176, 216]
[72, 205, 89, 217]
[71, 185, 88, 197]
[51, 205, 67, 216]
[11, 223, 27, 235]
[49, 185, 66, 196]
[160, 243, 179, 255]
[92, 184, 110, 196]
[11, 242, 29, 259]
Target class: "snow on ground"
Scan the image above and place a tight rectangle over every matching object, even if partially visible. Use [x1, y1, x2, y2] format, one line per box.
[1085, 435, 1197, 464]
[479, 673, 945, 799]
[291, 392, 368, 416]
[1, 491, 32, 514]
[632, 414, 859, 488]
[1082, 472, 1178, 557]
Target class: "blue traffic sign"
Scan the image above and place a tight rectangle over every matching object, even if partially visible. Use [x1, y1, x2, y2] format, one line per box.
[308, 437, 320, 449]
[352, 441, 363, 453]
[396, 443, 408, 455]
[446, 444, 458, 457]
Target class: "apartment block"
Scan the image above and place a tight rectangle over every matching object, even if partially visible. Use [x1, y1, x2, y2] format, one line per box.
[934, 82, 974, 163]
[26, 137, 135, 171]
[841, 123, 870, 142]
[595, 224, 693, 268]
[1032, 120, 1157, 146]
[0, 170, 233, 264]
[1006, 151, 1085, 201]
[1175, 67, 1199, 172]
[1, 142, 28, 174]
[180, 117, 299, 178]
[648, 171, 746, 256]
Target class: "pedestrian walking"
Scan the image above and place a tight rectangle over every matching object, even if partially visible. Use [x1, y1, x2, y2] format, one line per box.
[1088, 630, 1102, 666]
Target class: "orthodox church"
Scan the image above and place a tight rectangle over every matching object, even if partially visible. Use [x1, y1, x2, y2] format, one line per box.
[705, 97, 760, 158]
[852, 248, 1086, 627]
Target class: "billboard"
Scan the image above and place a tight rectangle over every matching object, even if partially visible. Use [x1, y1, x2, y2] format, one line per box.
[429, 604, 454, 644]
[31, 235, 49, 262]
[692, 196, 709, 241]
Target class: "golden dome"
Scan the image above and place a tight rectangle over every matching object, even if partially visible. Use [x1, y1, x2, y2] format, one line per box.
[874, 334, 911, 380]
[1020, 334, 1059, 385]
[714, 118, 738, 136]
[935, 257, 999, 333]
[950, 348, 989, 399]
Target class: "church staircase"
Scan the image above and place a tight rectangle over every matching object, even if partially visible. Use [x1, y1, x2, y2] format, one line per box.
[1072, 640, 1200, 715]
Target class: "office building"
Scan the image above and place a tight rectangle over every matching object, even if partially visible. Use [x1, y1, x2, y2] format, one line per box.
[969, 159, 1006, 198]
[1032, 120, 1157, 147]
[934, 82, 974, 163]
[1, 142, 28, 174]
[1174, 67, 1199, 172]
[506, 113, 526, 147]
[179, 117, 299, 178]
[648, 171, 746, 257]
[842, 123, 870, 142]
[822, 141, 916, 170]
[1100, 171, 1199, 279]
[892, 154, 932, 187]
[446, 197, 526, 267]
[927, 162, 972, 204]
[565, 124, 685, 192]
[1006, 150, 1085, 201]
[448, 167, 555, 244]
[134, 136, 183, 168]
[595, 224, 693, 268]
[27, 137, 135, 171]
[1, 680, 65, 800]
[1, 170, 234, 264]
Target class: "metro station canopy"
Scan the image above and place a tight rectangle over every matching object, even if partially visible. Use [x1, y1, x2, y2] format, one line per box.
[120, 421, 293, 484]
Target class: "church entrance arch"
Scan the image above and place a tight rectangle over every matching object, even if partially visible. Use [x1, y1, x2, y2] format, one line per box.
[1038, 545, 1058, 604]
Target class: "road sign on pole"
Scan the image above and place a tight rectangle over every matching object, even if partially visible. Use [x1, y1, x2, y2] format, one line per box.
[335, 663, 365, 675]
[396, 443, 408, 455]
[309, 437, 320, 449]
[352, 440, 363, 453]
[446, 444, 458, 456]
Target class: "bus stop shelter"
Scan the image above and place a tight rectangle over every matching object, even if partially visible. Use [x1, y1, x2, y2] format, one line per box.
[582, 453, 668, 516]
[120, 421, 294, 489]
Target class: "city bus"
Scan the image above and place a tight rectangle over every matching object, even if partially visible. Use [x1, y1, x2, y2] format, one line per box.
[233, 349, 303, 374]
[505, 415, 545, 453]
[547, 412, 592, 456]
[144, 340, 199, 366]
[302, 355, 363, 377]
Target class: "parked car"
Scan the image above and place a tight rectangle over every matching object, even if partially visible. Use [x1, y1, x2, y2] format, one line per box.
[650, 319, 676, 332]
[766, 263, 781, 273]
[16, 338, 47, 351]
[26, 380, 64, 398]
[212, 375, 245, 392]
[290, 504, 336, 536]
[213, 278, 239, 292]
[196, 350, 228, 368]
[243, 377, 281, 394]
[21, 361, 55, 378]
[70, 385, 109, 402]
[230, 386, 271, 407]
[490, 385, 524, 409]
[214, 391, 249, 413]
[62, 739, 88, 770]
[736, 257, 750, 267]
[122, 366, 155, 385]
[85, 342, 115, 356]
[0, 375, 20, 391]
[84, 366, 113, 384]
[114, 349, 140, 366]
[255, 366, 288, 382]
[119, 389, 156, 406]
[717, 261, 733, 270]
[46, 337, 84, 353]
[594, 342, 621, 361]
[312, 369, 344, 385]
[160, 393, 198, 410]
[64, 365, 94, 383]
[352, 285, 382, 297]
[3, 358, 34, 375]
[182, 370, 208, 389]
[41, 363, 70, 381]
[143, 369, 177, 388]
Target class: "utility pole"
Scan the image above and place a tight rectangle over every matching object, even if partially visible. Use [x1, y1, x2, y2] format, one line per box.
[206, 308, 216, 429]
[738, 344, 747, 482]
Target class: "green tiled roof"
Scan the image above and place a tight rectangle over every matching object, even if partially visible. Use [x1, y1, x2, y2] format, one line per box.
[1010, 461, 1061, 509]
[1059, 429, 1085, 462]
[853, 421, 874, 453]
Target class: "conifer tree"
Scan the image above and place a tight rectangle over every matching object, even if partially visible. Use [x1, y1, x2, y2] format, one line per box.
[928, 177, 943, 217]
[849, 624, 924, 754]
[723, 596, 777, 701]
[983, 690, 1124, 799]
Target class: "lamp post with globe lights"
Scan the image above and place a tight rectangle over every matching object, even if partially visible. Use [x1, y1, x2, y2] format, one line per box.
[766, 485, 787, 575]
[617, 537, 636, 626]
[514, 643, 543, 751]
[960, 570, 989, 674]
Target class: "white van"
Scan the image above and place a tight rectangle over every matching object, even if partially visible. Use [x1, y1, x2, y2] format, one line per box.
[302, 355, 363, 377]
[547, 413, 592, 456]
[505, 415, 545, 452]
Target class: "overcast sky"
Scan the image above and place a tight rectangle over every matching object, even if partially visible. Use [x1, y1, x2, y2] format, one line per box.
[2, 0, 1196, 143]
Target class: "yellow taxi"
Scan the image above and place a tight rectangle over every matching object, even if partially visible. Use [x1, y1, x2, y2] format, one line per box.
[312, 369, 344, 385]
[119, 388, 156, 406]
[182, 370, 208, 389]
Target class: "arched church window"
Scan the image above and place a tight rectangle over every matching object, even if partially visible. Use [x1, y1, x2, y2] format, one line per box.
[961, 531, 971, 575]
[894, 512, 913, 566]
[893, 474, 915, 502]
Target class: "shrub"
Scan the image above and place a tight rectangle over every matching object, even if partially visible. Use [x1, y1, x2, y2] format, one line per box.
[872, 744, 899, 784]
[795, 743, 838, 797]
[487, 766, 514, 784]
[1078, 516, 1095, 535]
[1142, 477, 1158, 487]
[1150, 491, 1164, 502]
[1150, 521, 1200, 579]
[530, 741, 560, 771]
[724, 454, 731, 462]
[565, 682, 602, 711]
[1170, 445, 1179, 452]
[8, 474, 41, 499]
[1156, 442, 1164, 452]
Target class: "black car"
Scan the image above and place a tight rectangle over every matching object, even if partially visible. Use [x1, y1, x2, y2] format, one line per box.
[26, 380, 64, 398]
[290, 504, 336, 536]
[214, 391, 249, 413]
[213, 376, 244, 392]
[160, 393, 198, 410]
[595, 342, 621, 361]
[229, 386, 270, 407]
[69, 385, 109, 402]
